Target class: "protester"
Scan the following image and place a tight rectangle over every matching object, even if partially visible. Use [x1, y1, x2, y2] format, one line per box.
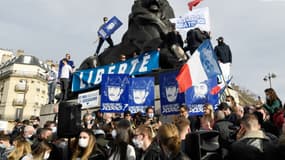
[133, 124, 160, 160]
[0, 134, 14, 160]
[59, 58, 73, 101]
[95, 17, 114, 55]
[200, 103, 215, 130]
[225, 95, 237, 112]
[72, 129, 105, 160]
[158, 123, 190, 160]
[108, 128, 136, 160]
[214, 36, 232, 81]
[262, 88, 282, 117]
[47, 64, 57, 104]
[184, 27, 210, 55]
[58, 53, 75, 79]
[21, 141, 52, 160]
[7, 137, 32, 160]
[174, 117, 191, 153]
[227, 114, 276, 160]
[144, 107, 161, 130]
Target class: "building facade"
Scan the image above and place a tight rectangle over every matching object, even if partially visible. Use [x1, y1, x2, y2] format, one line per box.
[0, 54, 52, 120]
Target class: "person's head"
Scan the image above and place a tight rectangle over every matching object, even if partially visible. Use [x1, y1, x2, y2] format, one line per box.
[203, 103, 214, 116]
[39, 128, 53, 141]
[240, 114, 261, 132]
[217, 36, 224, 44]
[132, 80, 151, 104]
[103, 17, 108, 22]
[65, 53, 71, 60]
[179, 105, 189, 118]
[225, 95, 236, 108]
[174, 117, 190, 140]
[9, 137, 32, 160]
[32, 141, 52, 160]
[124, 110, 132, 121]
[145, 106, 154, 119]
[23, 125, 35, 139]
[133, 124, 154, 150]
[107, 76, 125, 102]
[120, 54, 126, 61]
[62, 58, 68, 65]
[72, 129, 96, 160]
[50, 64, 56, 70]
[203, 103, 214, 119]
[218, 102, 231, 116]
[235, 105, 244, 119]
[214, 110, 225, 121]
[264, 88, 279, 101]
[158, 123, 181, 156]
[44, 121, 57, 133]
[0, 134, 11, 148]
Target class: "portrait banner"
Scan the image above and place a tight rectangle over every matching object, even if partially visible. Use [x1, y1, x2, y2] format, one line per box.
[159, 71, 185, 115]
[185, 77, 219, 116]
[100, 74, 129, 113]
[128, 77, 155, 114]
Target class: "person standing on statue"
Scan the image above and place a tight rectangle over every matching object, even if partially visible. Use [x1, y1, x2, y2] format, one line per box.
[59, 58, 73, 101]
[58, 53, 75, 79]
[47, 64, 57, 104]
[95, 17, 114, 55]
[214, 37, 232, 81]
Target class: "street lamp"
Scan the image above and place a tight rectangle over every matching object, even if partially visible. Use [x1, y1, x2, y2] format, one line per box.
[263, 73, 276, 88]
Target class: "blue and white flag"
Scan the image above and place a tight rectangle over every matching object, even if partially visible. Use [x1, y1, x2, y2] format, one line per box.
[128, 77, 155, 114]
[185, 77, 219, 116]
[159, 71, 185, 115]
[98, 16, 123, 40]
[72, 51, 159, 92]
[100, 74, 129, 113]
[170, 7, 210, 32]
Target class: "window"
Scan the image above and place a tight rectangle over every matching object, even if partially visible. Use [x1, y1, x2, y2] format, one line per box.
[15, 108, 23, 120]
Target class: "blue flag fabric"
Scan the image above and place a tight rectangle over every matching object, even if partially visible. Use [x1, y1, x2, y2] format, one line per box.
[128, 77, 155, 114]
[72, 51, 159, 92]
[100, 74, 129, 113]
[185, 77, 219, 116]
[159, 71, 185, 115]
[98, 16, 123, 40]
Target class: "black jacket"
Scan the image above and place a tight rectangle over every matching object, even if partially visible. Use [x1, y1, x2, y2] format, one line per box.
[168, 151, 190, 160]
[213, 119, 235, 148]
[227, 130, 276, 160]
[214, 42, 232, 63]
[137, 141, 161, 160]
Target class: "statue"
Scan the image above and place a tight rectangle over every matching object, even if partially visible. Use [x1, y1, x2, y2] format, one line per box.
[79, 0, 186, 70]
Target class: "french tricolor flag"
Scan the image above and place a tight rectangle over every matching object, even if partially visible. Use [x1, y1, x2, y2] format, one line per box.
[176, 39, 222, 93]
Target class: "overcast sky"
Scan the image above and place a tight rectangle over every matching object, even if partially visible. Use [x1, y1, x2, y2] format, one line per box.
[0, 0, 285, 101]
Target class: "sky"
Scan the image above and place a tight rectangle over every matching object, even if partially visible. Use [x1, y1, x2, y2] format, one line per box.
[0, 0, 285, 102]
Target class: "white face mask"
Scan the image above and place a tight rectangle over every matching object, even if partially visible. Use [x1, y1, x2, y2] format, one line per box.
[132, 138, 143, 148]
[226, 101, 232, 107]
[43, 151, 50, 160]
[51, 127, 57, 133]
[111, 130, 117, 139]
[148, 113, 154, 119]
[78, 138, 89, 148]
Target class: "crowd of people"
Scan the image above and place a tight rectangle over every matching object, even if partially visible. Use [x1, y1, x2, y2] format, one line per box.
[0, 88, 284, 160]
